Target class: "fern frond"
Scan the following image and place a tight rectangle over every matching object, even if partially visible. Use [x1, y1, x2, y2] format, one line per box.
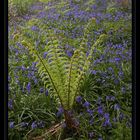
[21, 40, 65, 106]
[65, 18, 97, 109]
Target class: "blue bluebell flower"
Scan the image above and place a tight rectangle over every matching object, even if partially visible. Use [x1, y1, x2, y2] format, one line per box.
[76, 96, 82, 103]
[103, 118, 111, 127]
[110, 96, 115, 101]
[103, 113, 109, 120]
[45, 89, 49, 96]
[26, 82, 31, 93]
[115, 57, 121, 62]
[114, 79, 119, 85]
[96, 97, 101, 104]
[98, 106, 103, 115]
[106, 96, 110, 100]
[8, 99, 13, 110]
[121, 87, 125, 93]
[83, 101, 90, 108]
[40, 88, 44, 93]
[38, 121, 45, 128]
[9, 122, 14, 128]
[113, 117, 117, 122]
[21, 66, 26, 71]
[119, 113, 124, 121]
[86, 51, 89, 57]
[31, 26, 38, 31]
[20, 122, 28, 127]
[89, 132, 94, 138]
[31, 121, 37, 129]
[114, 104, 120, 111]
[87, 109, 93, 116]
[66, 50, 73, 57]
[90, 70, 97, 75]
[56, 106, 64, 117]
[43, 52, 48, 59]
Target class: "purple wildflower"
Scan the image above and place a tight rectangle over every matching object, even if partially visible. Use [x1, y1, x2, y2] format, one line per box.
[26, 82, 31, 93]
[89, 132, 94, 138]
[86, 51, 89, 57]
[43, 52, 48, 59]
[45, 89, 49, 96]
[21, 66, 26, 71]
[98, 106, 103, 115]
[38, 121, 45, 128]
[103, 118, 111, 127]
[31, 26, 38, 31]
[34, 79, 38, 84]
[121, 87, 125, 93]
[56, 106, 64, 117]
[9, 122, 14, 128]
[66, 50, 73, 57]
[31, 121, 37, 129]
[110, 96, 115, 101]
[37, 11, 46, 18]
[76, 96, 82, 103]
[40, 88, 44, 93]
[96, 97, 101, 104]
[114, 104, 120, 110]
[108, 67, 113, 72]
[83, 101, 90, 108]
[115, 57, 121, 62]
[119, 113, 124, 121]
[20, 122, 28, 127]
[104, 113, 109, 120]
[87, 109, 93, 116]
[113, 117, 117, 122]
[90, 70, 97, 75]
[106, 96, 110, 100]
[114, 79, 119, 85]
[8, 99, 13, 110]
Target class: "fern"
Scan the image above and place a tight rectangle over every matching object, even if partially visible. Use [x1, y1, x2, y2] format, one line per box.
[21, 18, 107, 128]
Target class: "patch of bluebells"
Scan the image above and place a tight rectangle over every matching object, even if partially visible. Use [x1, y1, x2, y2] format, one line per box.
[103, 113, 112, 127]
[9, 0, 131, 138]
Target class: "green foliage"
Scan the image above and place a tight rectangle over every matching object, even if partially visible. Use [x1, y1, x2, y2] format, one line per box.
[111, 122, 132, 140]
[21, 19, 107, 111]
[9, 0, 38, 17]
